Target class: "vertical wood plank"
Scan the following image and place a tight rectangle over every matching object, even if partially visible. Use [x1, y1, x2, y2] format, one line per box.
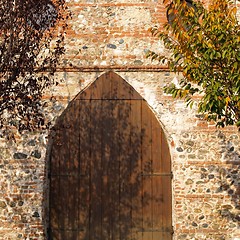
[110, 75, 120, 239]
[119, 100, 132, 240]
[101, 100, 120, 239]
[110, 101, 120, 239]
[57, 108, 72, 239]
[152, 175, 163, 238]
[161, 131, 172, 239]
[63, 106, 73, 239]
[78, 100, 91, 240]
[101, 100, 112, 239]
[141, 102, 153, 240]
[152, 117, 162, 173]
[67, 101, 79, 240]
[130, 100, 143, 240]
[151, 116, 163, 236]
[89, 100, 102, 240]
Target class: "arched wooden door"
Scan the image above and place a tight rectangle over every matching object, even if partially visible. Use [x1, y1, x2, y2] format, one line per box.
[49, 71, 172, 240]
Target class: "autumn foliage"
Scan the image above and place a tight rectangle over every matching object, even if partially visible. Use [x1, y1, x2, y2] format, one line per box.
[148, 0, 240, 129]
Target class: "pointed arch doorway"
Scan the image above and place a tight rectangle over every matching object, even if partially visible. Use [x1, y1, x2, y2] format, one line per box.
[48, 71, 172, 240]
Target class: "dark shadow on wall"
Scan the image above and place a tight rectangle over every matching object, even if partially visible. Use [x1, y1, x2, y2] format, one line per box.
[216, 131, 240, 226]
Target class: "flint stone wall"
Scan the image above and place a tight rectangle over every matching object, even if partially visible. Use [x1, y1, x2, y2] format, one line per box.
[0, 1, 240, 239]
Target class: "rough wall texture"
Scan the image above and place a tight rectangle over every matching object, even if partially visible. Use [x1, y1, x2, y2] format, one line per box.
[0, 0, 240, 240]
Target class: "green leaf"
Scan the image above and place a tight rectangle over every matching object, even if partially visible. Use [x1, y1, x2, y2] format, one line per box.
[148, 0, 240, 129]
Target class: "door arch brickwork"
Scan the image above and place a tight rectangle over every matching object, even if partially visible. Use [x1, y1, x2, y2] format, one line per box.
[49, 71, 172, 240]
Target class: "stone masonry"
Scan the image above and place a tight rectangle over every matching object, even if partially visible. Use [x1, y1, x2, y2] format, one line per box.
[0, 0, 240, 239]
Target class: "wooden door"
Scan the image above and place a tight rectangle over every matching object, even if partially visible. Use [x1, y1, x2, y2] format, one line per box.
[49, 71, 172, 240]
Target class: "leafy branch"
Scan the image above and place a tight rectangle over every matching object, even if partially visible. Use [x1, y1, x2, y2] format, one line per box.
[148, 0, 240, 129]
[0, 0, 69, 136]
